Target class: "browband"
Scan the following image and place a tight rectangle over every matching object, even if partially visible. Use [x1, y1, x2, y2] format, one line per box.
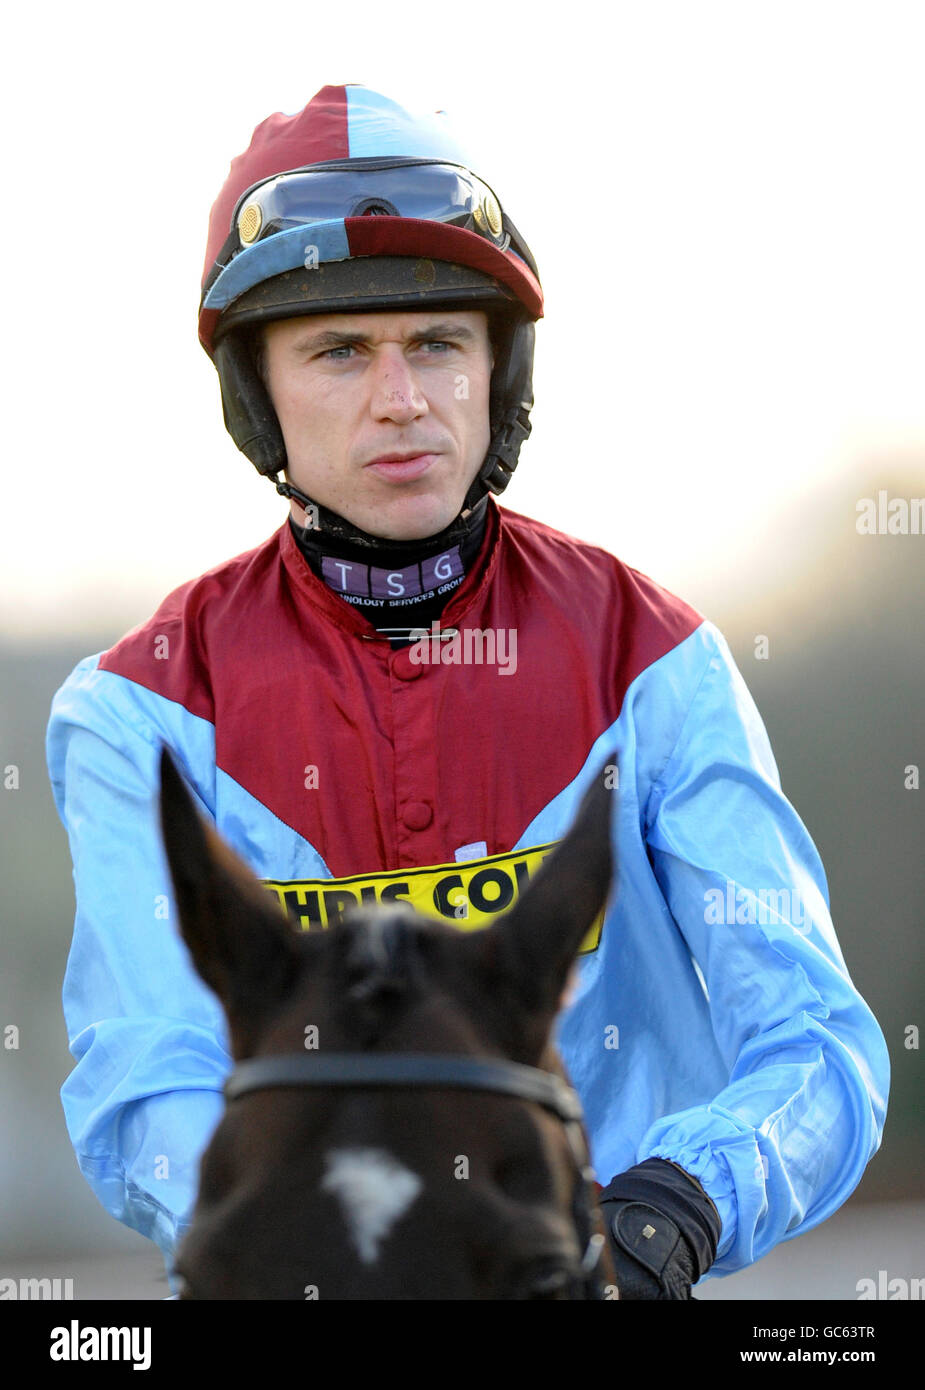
[224, 1051, 584, 1124]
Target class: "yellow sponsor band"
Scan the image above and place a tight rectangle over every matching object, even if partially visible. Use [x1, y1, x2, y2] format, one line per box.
[263, 842, 603, 955]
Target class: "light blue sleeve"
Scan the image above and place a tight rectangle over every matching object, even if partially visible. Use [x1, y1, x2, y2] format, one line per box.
[46, 656, 231, 1282]
[639, 624, 889, 1275]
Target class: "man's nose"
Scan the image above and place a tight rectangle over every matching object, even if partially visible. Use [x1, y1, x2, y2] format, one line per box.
[369, 347, 428, 424]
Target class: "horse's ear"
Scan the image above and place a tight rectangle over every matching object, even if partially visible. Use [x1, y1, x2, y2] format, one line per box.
[476, 758, 616, 1024]
[158, 746, 300, 1050]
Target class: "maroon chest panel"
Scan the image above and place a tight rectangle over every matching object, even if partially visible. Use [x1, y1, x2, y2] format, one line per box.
[101, 504, 702, 875]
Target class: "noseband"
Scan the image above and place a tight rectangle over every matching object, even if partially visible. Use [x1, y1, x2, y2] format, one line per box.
[224, 1051, 607, 1299]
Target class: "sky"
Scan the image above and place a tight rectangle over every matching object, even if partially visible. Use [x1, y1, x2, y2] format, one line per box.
[3, 0, 923, 640]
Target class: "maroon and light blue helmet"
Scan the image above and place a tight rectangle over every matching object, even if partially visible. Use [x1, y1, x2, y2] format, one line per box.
[199, 85, 544, 530]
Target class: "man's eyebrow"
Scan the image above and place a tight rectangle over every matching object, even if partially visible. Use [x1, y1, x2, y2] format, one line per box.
[292, 322, 479, 353]
[407, 322, 479, 344]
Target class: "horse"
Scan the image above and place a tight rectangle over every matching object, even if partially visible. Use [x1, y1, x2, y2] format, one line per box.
[158, 748, 617, 1299]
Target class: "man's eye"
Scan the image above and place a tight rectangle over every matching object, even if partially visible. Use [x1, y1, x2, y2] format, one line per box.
[323, 345, 356, 361]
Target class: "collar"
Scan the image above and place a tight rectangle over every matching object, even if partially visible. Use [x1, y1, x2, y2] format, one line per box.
[287, 497, 490, 647]
[279, 496, 503, 643]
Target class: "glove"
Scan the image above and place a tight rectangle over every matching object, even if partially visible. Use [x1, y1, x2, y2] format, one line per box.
[598, 1158, 721, 1300]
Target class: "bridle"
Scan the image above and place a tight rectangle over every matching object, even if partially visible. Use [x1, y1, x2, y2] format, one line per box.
[224, 1051, 608, 1299]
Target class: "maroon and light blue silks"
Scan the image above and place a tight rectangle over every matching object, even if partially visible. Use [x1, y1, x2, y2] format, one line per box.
[47, 497, 888, 1293]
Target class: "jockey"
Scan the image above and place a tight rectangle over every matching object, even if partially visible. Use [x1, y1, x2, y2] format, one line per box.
[47, 84, 889, 1299]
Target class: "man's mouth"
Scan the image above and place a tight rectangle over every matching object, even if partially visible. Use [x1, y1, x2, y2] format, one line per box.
[364, 452, 440, 481]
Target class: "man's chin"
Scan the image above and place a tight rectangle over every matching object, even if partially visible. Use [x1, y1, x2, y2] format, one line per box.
[344, 496, 469, 543]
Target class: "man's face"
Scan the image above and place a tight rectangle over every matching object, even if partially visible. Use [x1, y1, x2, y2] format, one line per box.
[261, 308, 494, 541]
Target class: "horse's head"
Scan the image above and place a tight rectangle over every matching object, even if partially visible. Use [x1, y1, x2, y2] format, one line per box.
[159, 751, 616, 1299]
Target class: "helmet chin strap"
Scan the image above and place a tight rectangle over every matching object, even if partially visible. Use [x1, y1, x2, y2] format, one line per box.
[273, 470, 491, 552]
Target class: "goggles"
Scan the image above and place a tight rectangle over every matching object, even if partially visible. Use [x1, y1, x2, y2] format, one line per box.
[233, 157, 506, 245]
[203, 158, 535, 297]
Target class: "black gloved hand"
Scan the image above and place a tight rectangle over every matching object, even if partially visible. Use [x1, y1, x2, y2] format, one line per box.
[598, 1158, 721, 1300]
